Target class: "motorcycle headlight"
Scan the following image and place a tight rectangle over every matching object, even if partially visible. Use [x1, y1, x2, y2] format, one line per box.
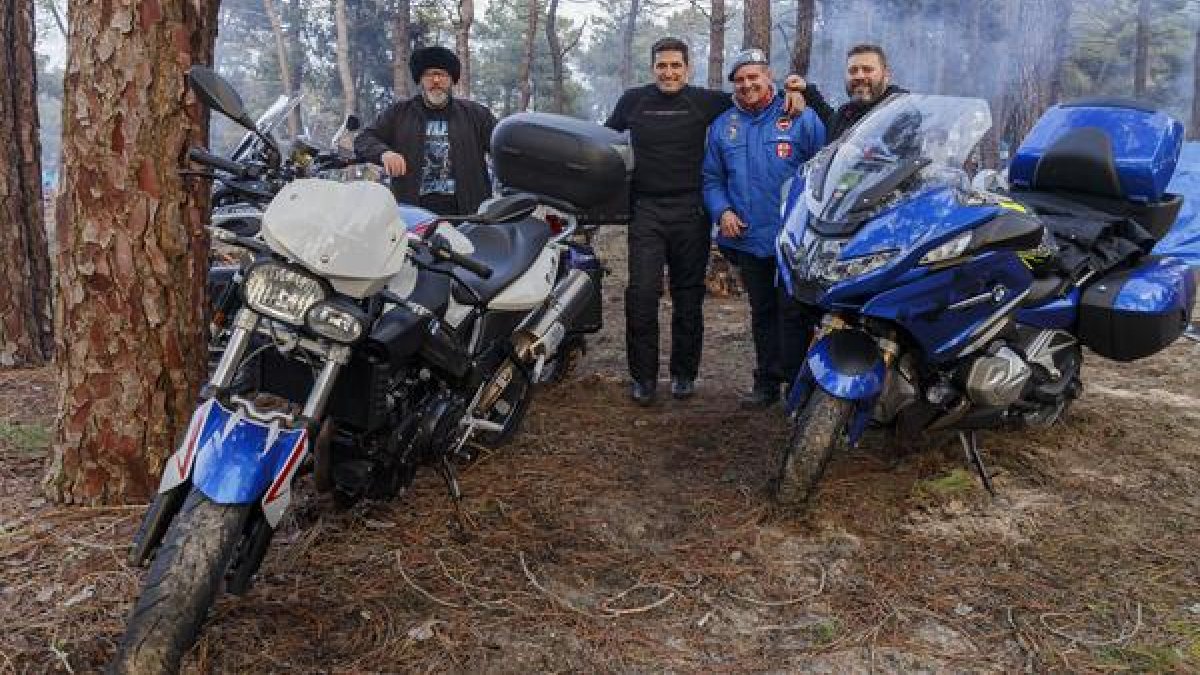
[306, 300, 367, 343]
[920, 231, 973, 265]
[243, 262, 327, 325]
[818, 249, 899, 283]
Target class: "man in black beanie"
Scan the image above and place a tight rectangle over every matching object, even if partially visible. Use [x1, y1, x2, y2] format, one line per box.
[355, 46, 498, 214]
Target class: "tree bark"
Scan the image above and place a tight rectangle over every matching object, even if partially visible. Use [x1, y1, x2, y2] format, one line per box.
[454, 0, 474, 98]
[516, 0, 539, 111]
[790, 0, 814, 77]
[620, 0, 640, 90]
[707, 0, 725, 89]
[44, 0, 219, 504]
[546, 0, 565, 112]
[334, 0, 356, 118]
[743, 0, 770, 53]
[0, 0, 52, 367]
[1192, 19, 1200, 139]
[1134, 0, 1150, 97]
[263, 0, 299, 136]
[393, 0, 413, 98]
[1046, 0, 1072, 104]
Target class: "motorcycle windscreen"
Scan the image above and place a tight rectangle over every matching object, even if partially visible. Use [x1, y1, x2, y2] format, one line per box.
[807, 94, 992, 225]
[189, 400, 309, 506]
[1154, 141, 1200, 267]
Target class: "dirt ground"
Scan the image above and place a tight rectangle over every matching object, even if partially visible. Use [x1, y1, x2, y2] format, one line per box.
[2, 230, 1199, 673]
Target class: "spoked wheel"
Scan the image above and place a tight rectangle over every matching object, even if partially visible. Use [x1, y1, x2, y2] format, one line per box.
[113, 489, 250, 674]
[772, 389, 854, 509]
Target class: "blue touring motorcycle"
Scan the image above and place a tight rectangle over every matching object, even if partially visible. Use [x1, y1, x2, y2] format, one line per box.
[773, 94, 1196, 507]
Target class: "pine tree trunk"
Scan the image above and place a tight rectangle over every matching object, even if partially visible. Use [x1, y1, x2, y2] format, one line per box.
[334, 0, 356, 118]
[454, 0, 474, 98]
[516, 0, 539, 111]
[790, 0, 814, 77]
[263, 0, 299, 136]
[743, 0, 770, 53]
[393, 0, 413, 99]
[546, 0, 565, 112]
[1046, 0, 1072, 105]
[1134, 0, 1150, 97]
[620, 0, 639, 90]
[0, 0, 52, 368]
[1192, 20, 1200, 139]
[44, 0, 220, 504]
[707, 0, 726, 90]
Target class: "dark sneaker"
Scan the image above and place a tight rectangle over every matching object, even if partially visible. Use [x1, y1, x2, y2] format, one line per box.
[739, 385, 779, 409]
[630, 380, 656, 406]
[670, 378, 695, 400]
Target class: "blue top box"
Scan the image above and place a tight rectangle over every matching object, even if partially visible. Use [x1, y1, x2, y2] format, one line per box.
[1009, 100, 1184, 204]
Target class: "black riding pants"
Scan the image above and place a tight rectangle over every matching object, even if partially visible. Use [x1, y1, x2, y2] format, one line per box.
[721, 247, 819, 390]
[625, 194, 710, 384]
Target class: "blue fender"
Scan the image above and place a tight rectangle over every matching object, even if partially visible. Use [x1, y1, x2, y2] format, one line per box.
[805, 329, 888, 401]
[166, 399, 310, 527]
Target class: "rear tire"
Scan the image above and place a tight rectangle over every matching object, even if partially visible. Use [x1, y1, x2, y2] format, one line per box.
[773, 389, 854, 509]
[112, 489, 250, 674]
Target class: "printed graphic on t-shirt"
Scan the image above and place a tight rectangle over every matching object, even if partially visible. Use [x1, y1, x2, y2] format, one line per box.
[420, 119, 455, 195]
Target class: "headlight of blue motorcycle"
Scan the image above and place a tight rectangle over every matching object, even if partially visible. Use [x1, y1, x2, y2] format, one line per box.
[306, 300, 367, 343]
[919, 231, 973, 265]
[243, 262, 327, 325]
[816, 249, 899, 284]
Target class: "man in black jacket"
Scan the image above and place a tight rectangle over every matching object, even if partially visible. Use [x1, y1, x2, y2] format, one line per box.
[605, 37, 806, 405]
[795, 43, 907, 142]
[355, 46, 497, 215]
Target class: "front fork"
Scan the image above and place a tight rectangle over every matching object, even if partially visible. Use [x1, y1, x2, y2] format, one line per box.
[786, 314, 901, 445]
[133, 308, 348, 566]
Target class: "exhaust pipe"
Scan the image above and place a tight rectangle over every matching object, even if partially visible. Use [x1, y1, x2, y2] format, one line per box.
[517, 269, 596, 362]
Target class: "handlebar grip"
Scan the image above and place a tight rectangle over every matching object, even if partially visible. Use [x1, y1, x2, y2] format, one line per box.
[447, 249, 493, 279]
[188, 148, 245, 176]
[430, 241, 493, 279]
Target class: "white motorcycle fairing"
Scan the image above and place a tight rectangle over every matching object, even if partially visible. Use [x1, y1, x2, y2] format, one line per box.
[262, 179, 411, 298]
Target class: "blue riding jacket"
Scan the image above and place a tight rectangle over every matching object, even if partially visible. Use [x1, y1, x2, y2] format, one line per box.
[702, 92, 825, 258]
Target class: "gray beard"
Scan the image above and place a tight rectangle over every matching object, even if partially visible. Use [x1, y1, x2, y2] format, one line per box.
[423, 89, 450, 108]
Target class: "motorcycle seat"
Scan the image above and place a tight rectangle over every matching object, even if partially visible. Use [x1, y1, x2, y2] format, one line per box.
[452, 217, 553, 305]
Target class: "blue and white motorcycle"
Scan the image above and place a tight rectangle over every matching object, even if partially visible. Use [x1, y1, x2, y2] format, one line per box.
[773, 94, 1196, 507]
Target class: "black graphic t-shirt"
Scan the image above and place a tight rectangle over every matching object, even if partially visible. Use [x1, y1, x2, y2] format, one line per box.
[420, 110, 455, 196]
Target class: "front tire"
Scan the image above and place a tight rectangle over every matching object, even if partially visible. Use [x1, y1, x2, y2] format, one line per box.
[773, 389, 854, 509]
[113, 489, 250, 674]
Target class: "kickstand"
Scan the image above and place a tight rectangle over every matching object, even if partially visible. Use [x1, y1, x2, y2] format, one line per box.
[958, 430, 996, 497]
[439, 455, 462, 503]
[439, 456, 477, 533]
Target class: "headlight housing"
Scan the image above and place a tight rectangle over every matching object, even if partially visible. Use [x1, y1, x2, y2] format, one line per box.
[920, 231, 973, 265]
[306, 300, 367, 343]
[818, 249, 899, 283]
[243, 262, 327, 325]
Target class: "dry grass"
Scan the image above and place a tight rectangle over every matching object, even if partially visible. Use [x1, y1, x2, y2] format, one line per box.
[1, 236, 1198, 672]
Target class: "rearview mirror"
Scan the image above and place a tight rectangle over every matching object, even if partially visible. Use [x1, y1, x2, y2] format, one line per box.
[188, 66, 255, 130]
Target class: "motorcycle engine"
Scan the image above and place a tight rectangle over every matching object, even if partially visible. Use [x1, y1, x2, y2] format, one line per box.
[962, 345, 1032, 408]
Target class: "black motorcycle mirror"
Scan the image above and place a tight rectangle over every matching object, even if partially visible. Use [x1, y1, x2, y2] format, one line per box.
[188, 66, 255, 130]
[189, 65, 284, 168]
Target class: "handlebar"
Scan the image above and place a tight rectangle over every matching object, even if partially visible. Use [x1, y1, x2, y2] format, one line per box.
[188, 147, 246, 177]
[428, 238, 493, 279]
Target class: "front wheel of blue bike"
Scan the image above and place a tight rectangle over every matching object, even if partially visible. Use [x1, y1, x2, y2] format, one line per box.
[773, 389, 854, 509]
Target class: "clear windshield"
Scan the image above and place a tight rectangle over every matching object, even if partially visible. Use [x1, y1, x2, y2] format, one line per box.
[230, 94, 305, 162]
[806, 94, 992, 224]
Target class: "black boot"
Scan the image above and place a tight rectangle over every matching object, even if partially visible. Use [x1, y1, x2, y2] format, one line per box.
[670, 377, 695, 400]
[630, 380, 657, 406]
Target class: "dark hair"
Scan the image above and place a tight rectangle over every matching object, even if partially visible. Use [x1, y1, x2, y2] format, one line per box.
[847, 43, 888, 68]
[651, 37, 689, 65]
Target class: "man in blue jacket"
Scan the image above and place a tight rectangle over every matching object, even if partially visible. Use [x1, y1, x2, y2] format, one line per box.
[702, 49, 825, 408]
